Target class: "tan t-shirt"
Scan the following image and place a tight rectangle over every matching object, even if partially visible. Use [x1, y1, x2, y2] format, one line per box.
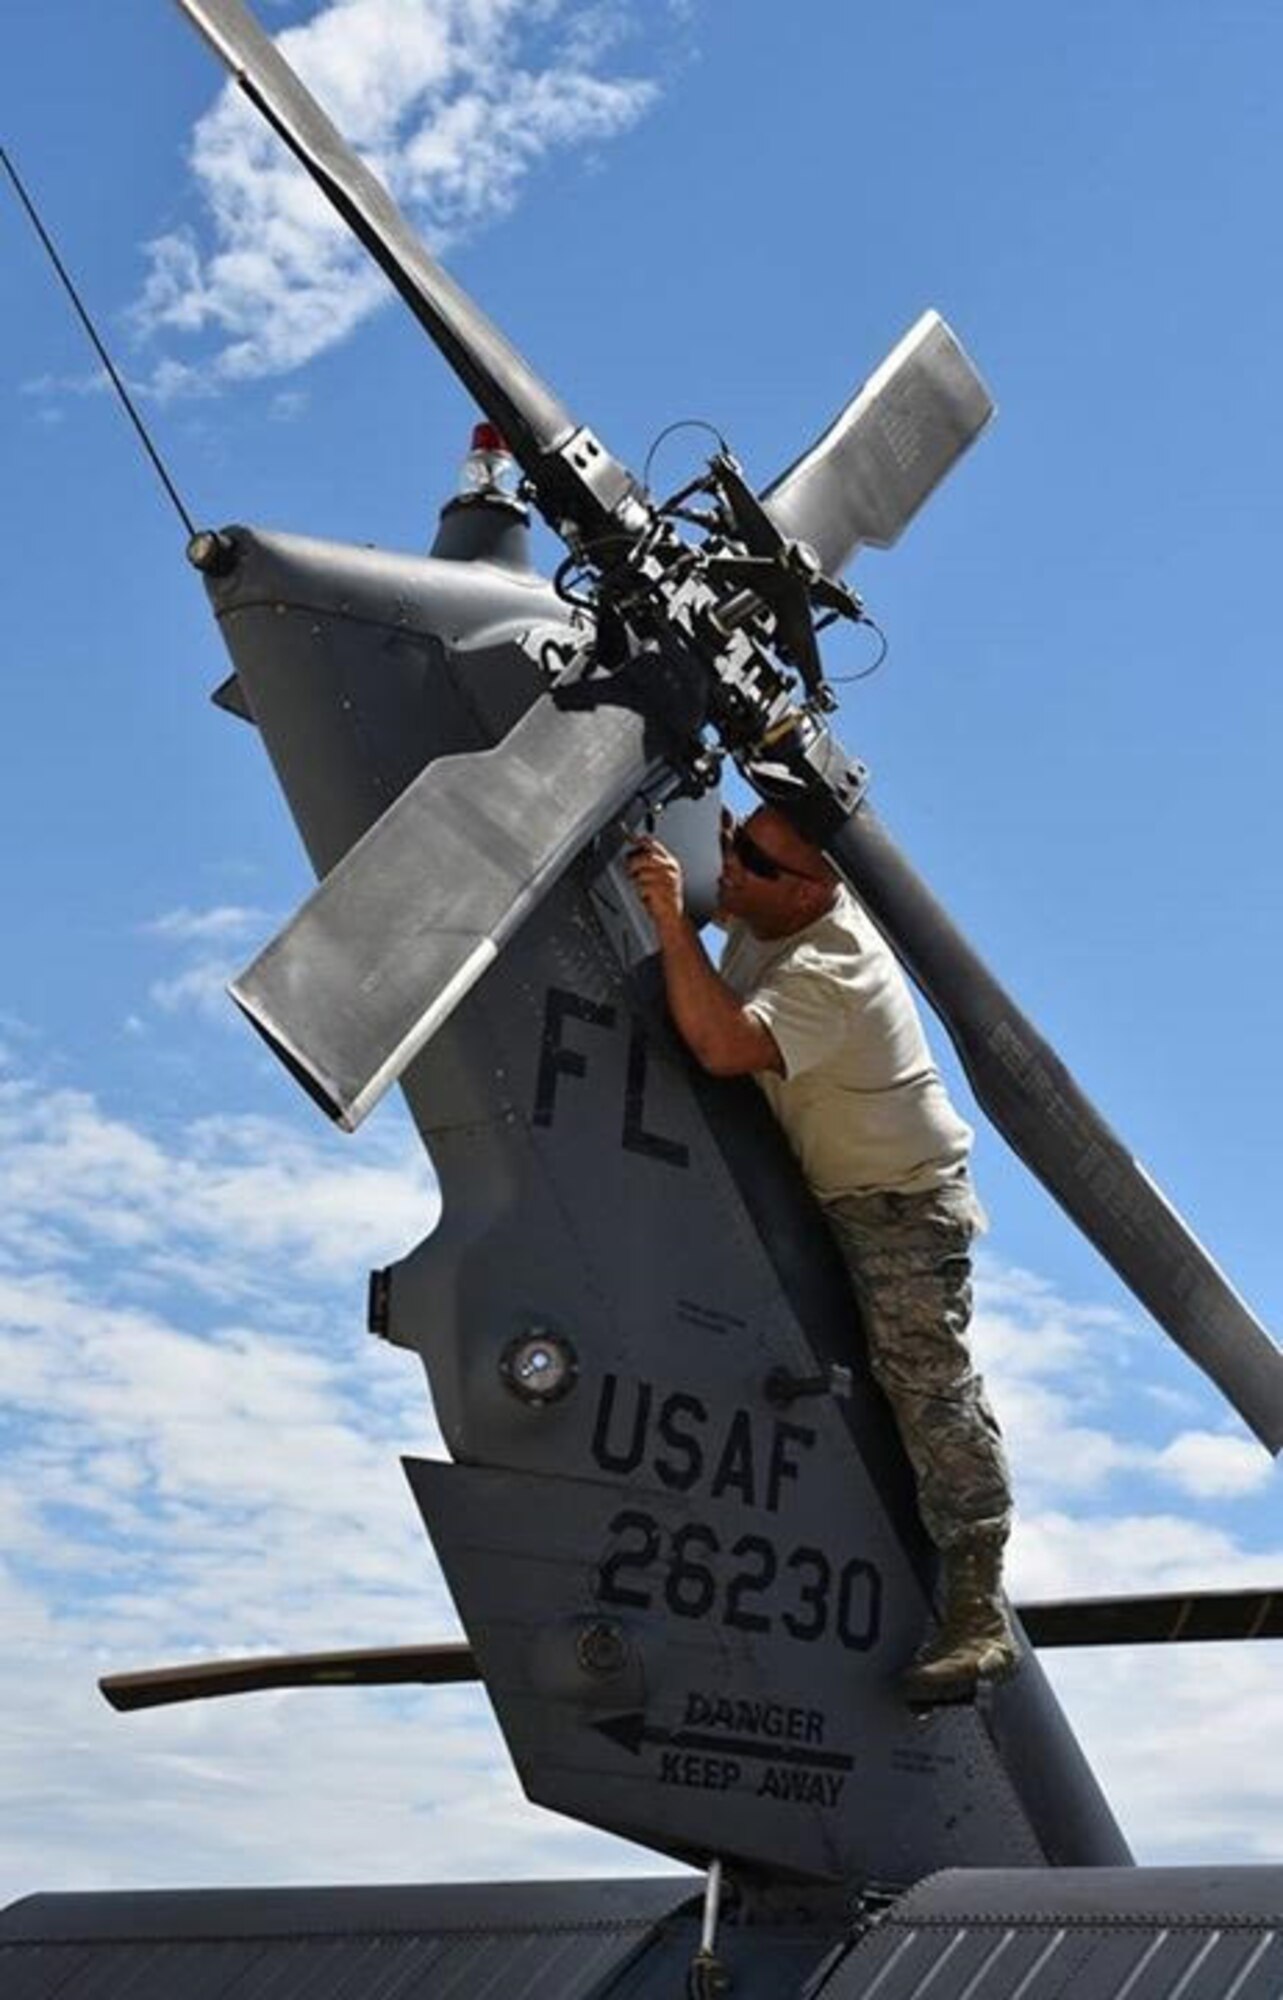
[719, 888, 973, 1202]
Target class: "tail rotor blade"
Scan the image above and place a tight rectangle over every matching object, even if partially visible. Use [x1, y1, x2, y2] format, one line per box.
[100, 1642, 478, 1712]
[760, 311, 995, 580]
[808, 800, 1283, 1453]
[1019, 1589, 1282, 1649]
[232, 694, 660, 1129]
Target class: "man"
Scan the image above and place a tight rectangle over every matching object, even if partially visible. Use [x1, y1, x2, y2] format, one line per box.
[626, 806, 1018, 1701]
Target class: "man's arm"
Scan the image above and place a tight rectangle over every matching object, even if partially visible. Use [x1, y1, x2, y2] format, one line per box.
[625, 837, 782, 1077]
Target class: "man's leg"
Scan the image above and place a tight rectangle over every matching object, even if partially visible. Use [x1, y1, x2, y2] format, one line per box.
[823, 1180, 1011, 1546]
[823, 1180, 1018, 1697]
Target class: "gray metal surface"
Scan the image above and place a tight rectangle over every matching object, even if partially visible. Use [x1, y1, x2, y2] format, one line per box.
[205, 527, 647, 1131]
[0, 1875, 850, 1998]
[761, 312, 994, 576]
[0, 1878, 694, 2000]
[410, 1457, 1049, 1884]
[389, 874, 1115, 1882]
[204, 528, 568, 863]
[8, 1869, 1280, 2000]
[821, 1868, 1283, 1999]
[206, 524, 1129, 1886]
[231, 688, 658, 1129]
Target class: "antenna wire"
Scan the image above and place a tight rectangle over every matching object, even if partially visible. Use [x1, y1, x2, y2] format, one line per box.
[2, 144, 197, 540]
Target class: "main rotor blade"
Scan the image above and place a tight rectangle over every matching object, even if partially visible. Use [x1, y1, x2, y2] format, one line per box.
[760, 312, 994, 579]
[96, 1593, 1280, 1714]
[801, 800, 1283, 1453]
[233, 695, 660, 1129]
[171, 0, 633, 520]
[1019, 1588, 1282, 1649]
[100, 1642, 478, 1712]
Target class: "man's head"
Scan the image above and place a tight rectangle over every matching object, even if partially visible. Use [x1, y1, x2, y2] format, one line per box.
[717, 806, 838, 938]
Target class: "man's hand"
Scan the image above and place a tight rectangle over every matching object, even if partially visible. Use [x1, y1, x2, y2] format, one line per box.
[624, 832, 782, 1078]
[626, 835, 687, 937]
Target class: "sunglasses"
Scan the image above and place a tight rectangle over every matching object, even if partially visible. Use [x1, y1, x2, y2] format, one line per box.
[725, 820, 826, 884]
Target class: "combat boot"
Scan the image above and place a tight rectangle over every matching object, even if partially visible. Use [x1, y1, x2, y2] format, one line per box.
[901, 1533, 1020, 1705]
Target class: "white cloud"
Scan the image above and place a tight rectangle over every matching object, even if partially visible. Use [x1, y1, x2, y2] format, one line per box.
[20, 369, 110, 400]
[1041, 1648, 1283, 1864]
[144, 905, 269, 943]
[0, 1062, 663, 1901]
[141, 905, 273, 1024]
[974, 1275, 1283, 1866]
[0, 1080, 436, 1293]
[1008, 1508, 1282, 1602]
[1151, 1428, 1274, 1499]
[970, 1251, 1274, 1508]
[133, 0, 660, 394]
[269, 387, 310, 422]
[149, 961, 240, 1021]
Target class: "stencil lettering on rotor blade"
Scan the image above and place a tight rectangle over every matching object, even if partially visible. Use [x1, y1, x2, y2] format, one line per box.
[591, 1374, 816, 1509]
[532, 987, 689, 1168]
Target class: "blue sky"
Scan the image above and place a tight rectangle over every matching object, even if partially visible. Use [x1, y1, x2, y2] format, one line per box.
[2, 0, 1281, 1897]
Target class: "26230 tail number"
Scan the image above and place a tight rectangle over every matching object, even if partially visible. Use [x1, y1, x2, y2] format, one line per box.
[594, 1508, 881, 1650]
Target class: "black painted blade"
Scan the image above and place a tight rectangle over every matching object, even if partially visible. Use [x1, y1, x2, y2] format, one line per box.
[760, 312, 994, 579]
[232, 694, 659, 1129]
[170, 0, 634, 520]
[1019, 1589, 1282, 1649]
[100, 1642, 478, 1712]
[817, 802, 1283, 1454]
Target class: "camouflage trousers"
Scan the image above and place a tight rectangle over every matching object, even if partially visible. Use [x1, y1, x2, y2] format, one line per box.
[822, 1177, 1012, 1552]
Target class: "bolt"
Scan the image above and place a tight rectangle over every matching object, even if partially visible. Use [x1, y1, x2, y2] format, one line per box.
[576, 1622, 627, 1678]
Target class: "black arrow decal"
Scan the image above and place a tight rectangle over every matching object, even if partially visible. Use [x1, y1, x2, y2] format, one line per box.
[591, 1712, 853, 1773]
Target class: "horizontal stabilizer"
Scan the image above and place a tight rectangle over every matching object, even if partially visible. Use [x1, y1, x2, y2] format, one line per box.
[231, 694, 657, 1128]
[761, 311, 994, 578]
